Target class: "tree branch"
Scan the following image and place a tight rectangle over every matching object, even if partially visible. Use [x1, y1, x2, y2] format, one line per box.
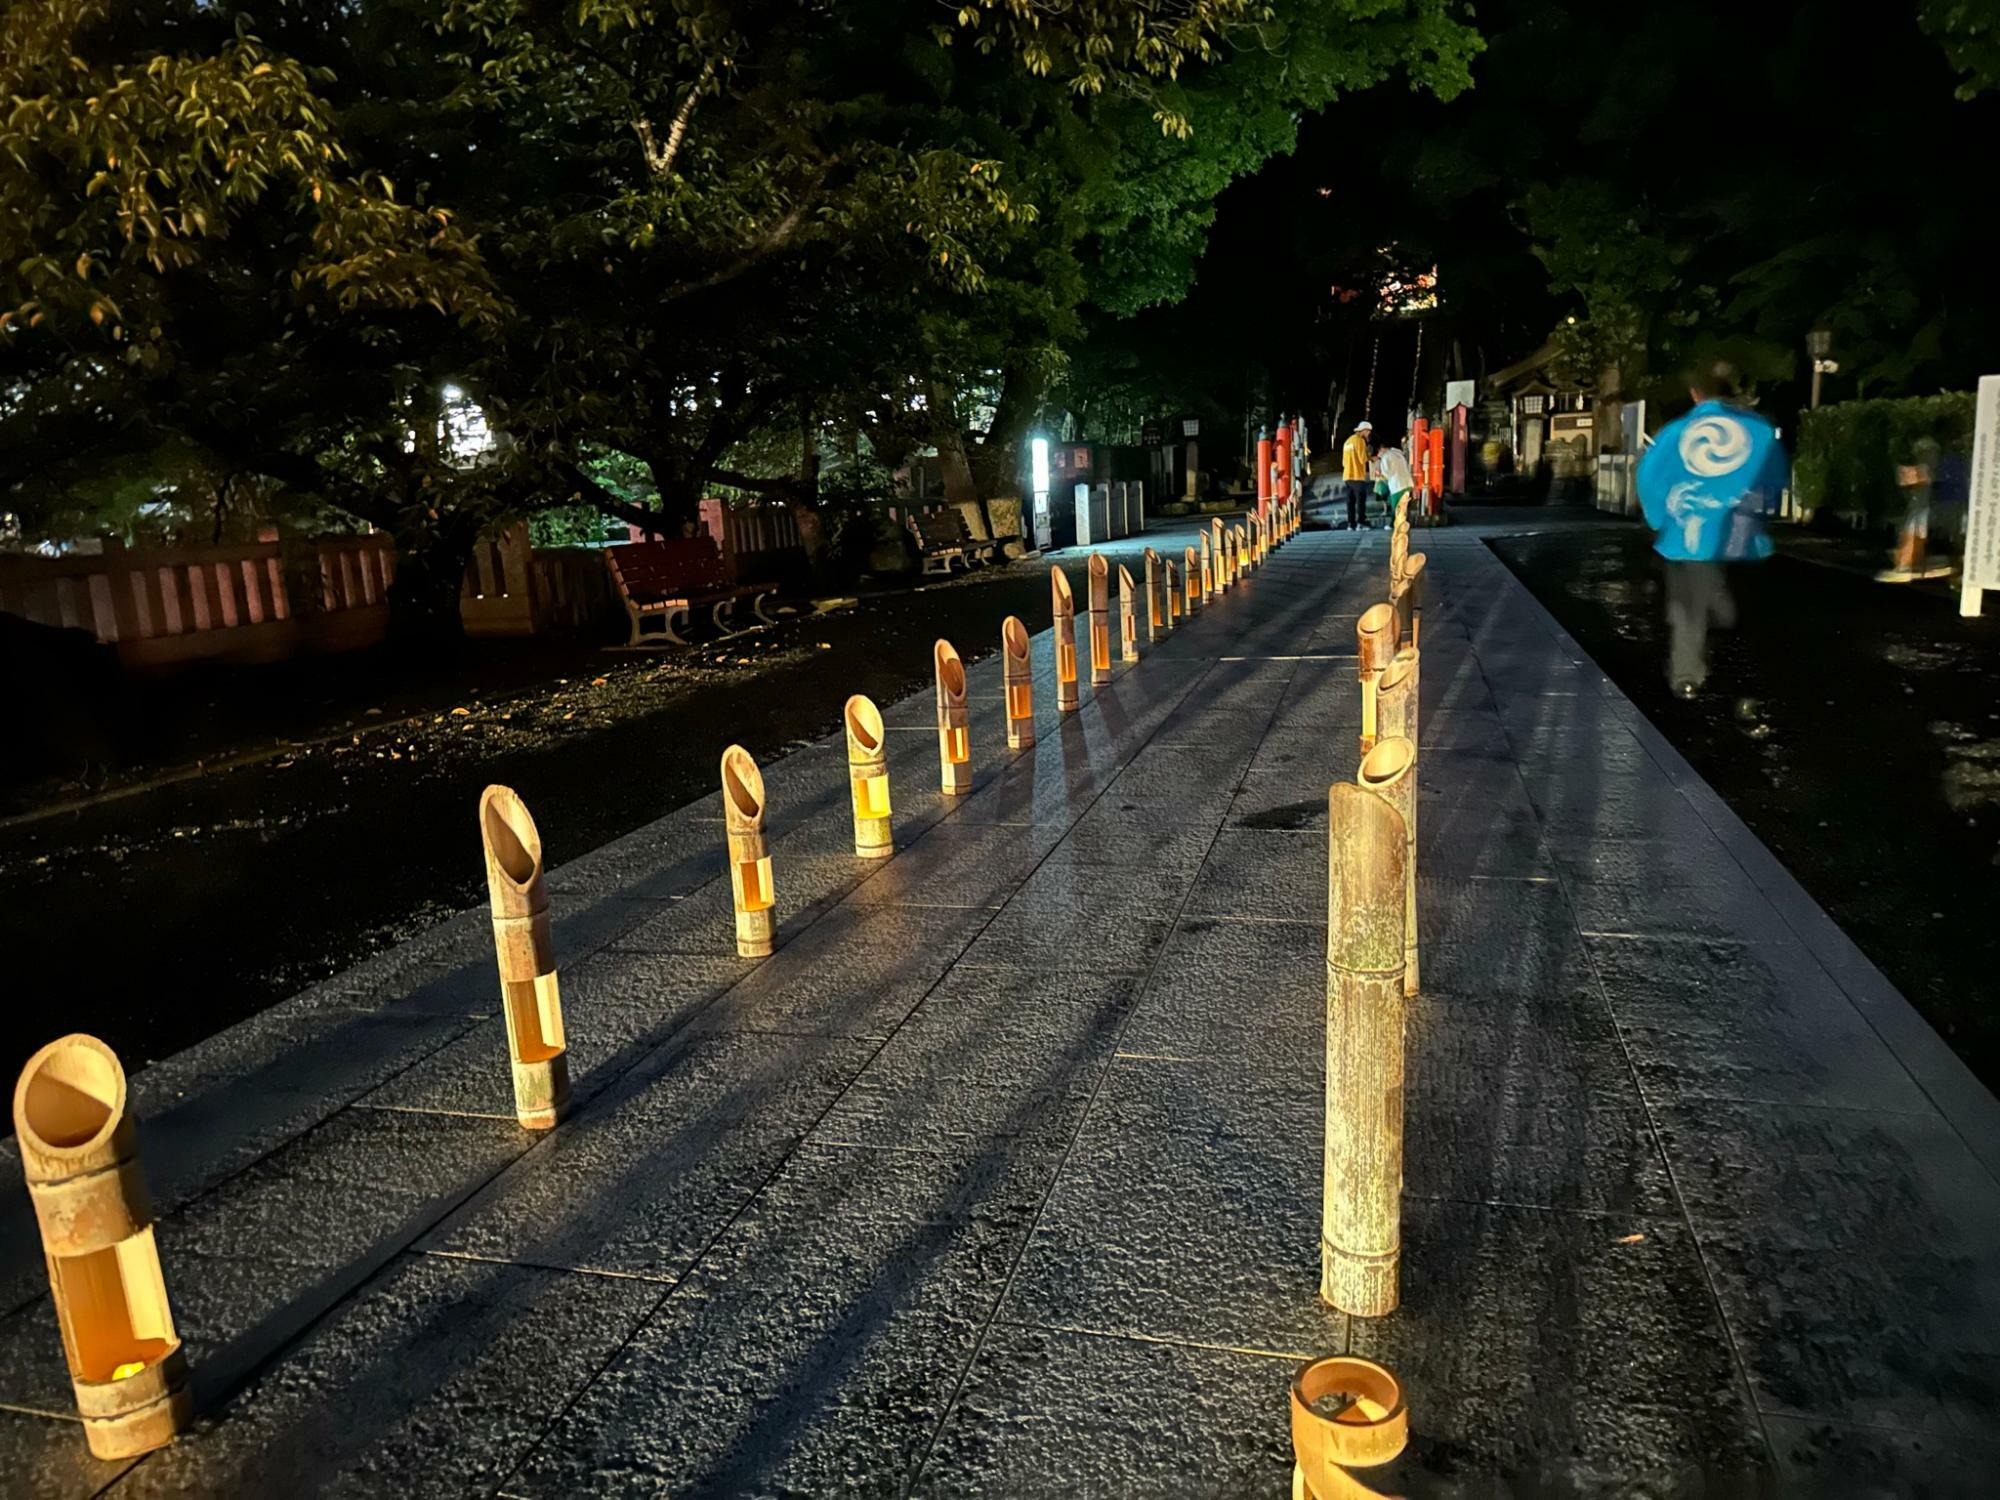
[632, 60, 716, 181]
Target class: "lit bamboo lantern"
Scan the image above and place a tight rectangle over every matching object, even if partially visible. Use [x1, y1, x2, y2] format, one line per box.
[1355, 603, 1401, 760]
[1051, 566, 1080, 712]
[1395, 553, 1427, 649]
[480, 785, 570, 1130]
[1223, 528, 1238, 585]
[1196, 534, 1213, 601]
[14, 1036, 191, 1460]
[1165, 559, 1182, 624]
[1211, 518, 1226, 589]
[1003, 614, 1035, 749]
[844, 693, 893, 858]
[934, 638, 972, 795]
[1117, 564, 1139, 662]
[720, 746, 775, 957]
[1289, 1355, 1408, 1500]
[1186, 545, 1203, 612]
[1144, 547, 1164, 638]
[1324, 751, 1413, 1318]
[1087, 553, 1113, 685]
[1375, 657, 1420, 996]
[1236, 523, 1252, 573]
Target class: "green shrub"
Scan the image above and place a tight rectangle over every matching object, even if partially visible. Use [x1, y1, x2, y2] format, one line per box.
[1795, 393, 1976, 528]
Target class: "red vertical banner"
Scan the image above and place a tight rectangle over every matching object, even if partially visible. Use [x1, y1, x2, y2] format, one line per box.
[1256, 431, 1274, 517]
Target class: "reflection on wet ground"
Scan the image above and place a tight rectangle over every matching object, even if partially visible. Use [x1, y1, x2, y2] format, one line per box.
[1491, 523, 2000, 1089]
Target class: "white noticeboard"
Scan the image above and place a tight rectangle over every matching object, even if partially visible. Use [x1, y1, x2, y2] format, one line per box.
[1964, 374, 2000, 617]
[1444, 379, 1475, 412]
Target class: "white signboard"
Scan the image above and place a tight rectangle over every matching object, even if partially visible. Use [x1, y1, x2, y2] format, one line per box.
[1964, 374, 2000, 616]
[1444, 379, 1475, 412]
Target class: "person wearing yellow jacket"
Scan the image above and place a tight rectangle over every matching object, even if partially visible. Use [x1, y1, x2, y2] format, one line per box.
[1341, 421, 1375, 530]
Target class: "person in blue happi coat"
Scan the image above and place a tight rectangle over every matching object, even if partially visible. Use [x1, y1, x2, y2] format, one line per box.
[1637, 360, 1789, 697]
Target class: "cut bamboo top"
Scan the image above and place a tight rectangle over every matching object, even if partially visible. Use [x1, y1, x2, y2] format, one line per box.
[479, 784, 547, 921]
[1002, 615, 1030, 667]
[1143, 547, 1160, 566]
[844, 694, 885, 760]
[1087, 553, 1108, 611]
[1051, 566, 1074, 615]
[1378, 652, 1417, 698]
[1117, 563, 1136, 594]
[720, 745, 766, 835]
[1360, 735, 1415, 790]
[934, 638, 966, 708]
[1402, 552, 1428, 587]
[1290, 1356, 1409, 1480]
[13, 1034, 129, 1180]
[1356, 603, 1400, 671]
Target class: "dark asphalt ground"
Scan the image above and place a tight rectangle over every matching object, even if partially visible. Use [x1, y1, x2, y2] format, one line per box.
[1488, 518, 2000, 1091]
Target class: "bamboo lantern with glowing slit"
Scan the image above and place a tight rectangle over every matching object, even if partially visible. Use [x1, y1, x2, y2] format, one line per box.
[1394, 553, 1427, 650]
[1051, 567, 1080, 712]
[1237, 523, 1253, 574]
[1144, 548, 1164, 639]
[1324, 750, 1413, 1318]
[1195, 534, 1212, 602]
[1223, 527, 1238, 585]
[1087, 554, 1113, 685]
[934, 639, 972, 795]
[721, 746, 775, 957]
[1355, 603, 1401, 760]
[1289, 1355, 1408, 1500]
[1002, 615, 1035, 748]
[1182, 545, 1200, 612]
[1165, 558, 1182, 624]
[1118, 564, 1139, 662]
[480, 785, 570, 1130]
[14, 1035, 191, 1459]
[1374, 658, 1421, 995]
[1211, 518, 1226, 588]
[845, 694, 893, 858]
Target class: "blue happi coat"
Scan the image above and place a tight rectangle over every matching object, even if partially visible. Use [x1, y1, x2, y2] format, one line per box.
[1637, 400, 1788, 562]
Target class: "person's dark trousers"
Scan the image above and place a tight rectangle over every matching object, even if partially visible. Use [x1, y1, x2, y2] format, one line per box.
[1664, 559, 1735, 690]
[1344, 479, 1371, 529]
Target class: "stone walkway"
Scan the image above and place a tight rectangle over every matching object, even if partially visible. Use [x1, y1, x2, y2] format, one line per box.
[3, 518, 1997, 1497]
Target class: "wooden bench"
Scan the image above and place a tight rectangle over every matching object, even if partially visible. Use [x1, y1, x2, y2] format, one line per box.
[603, 538, 775, 646]
[907, 509, 996, 575]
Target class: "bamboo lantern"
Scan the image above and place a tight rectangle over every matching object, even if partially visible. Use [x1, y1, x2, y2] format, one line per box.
[1388, 526, 1408, 594]
[844, 694, 893, 858]
[1186, 544, 1204, 611]
[1165, 559, 1182, 624]
[1003, 615, 1035, 749]
[1196, 533, 1213, 602]
[1355, 603, 1401, 760]
[14, 1036, 191, 1459]
[1144, 547, 1164, 638]
[1087, 553, 1113, 685]
[934, 639, 972, 795]
[1289, 1355, 1409, 1500]
[1237, 523, 1252, 574]
[1395, 553, 1427, 650]
[721, 746, 775, 957]
[1324, 751, 1413, 1318]
[479, 785, 570, 1130]
[1375, 660, 1420, 996]
[1224, 528, 1238, 586]
[1118, 564, 1140, 663]
[1211, 518, 1226, 590]
[1052, 567, 1080, 712]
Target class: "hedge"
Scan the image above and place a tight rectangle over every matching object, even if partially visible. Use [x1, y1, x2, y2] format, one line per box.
[1794, 392, 1977, 528]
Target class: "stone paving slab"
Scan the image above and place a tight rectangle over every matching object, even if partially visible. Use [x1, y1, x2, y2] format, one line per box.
[2, 518, 1998, 1496]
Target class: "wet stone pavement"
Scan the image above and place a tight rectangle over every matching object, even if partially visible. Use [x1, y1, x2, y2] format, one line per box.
[1, 518, 1997, 1497]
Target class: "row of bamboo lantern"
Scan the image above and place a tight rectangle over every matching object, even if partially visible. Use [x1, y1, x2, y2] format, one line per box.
[8, 502, 1306, 1464]
[1300, 494, 1426, 1500]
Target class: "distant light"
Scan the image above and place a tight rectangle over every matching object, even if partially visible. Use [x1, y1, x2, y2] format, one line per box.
[1565, 316, 1577, 325]
[1030, 437, 1050, 493]
[442, 383, 464, 400]
[1317, 187, 1334, 198]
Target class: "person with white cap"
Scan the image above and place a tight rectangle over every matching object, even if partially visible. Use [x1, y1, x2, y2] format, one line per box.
[1341, 420, 1376, 530]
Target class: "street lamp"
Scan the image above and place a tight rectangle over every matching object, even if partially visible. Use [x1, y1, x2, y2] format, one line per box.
[1807, 327, 1837, 410]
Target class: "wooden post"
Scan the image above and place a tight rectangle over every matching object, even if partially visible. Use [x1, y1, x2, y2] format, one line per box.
[1186, 544, 1204, 612]
[1144, 548, 1164, 638]
[1355, 603, 1401, 760]
[721, 746, 775, 957]
[1290, 1356, 1408, 1500]
[1165, 559, 1182, 624]
[1052, 566, 1080, 711]
[935, 638, 972, 795]
[1395, 553, 1427, 650]
[1003, 614, 1035, 749]
[13, 1036, 191, 1459]
[844, 694, 893, 858]
[1087, 553, 1113, 685]
[480, 786, 570, 1130]
[1324, 756, 1412, 1319]
[1376, 657, 1421, 996]
[1118, 564, 1139, 662]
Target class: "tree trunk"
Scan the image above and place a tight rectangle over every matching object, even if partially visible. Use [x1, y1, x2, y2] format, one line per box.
[927, 380, 996, 540]
[389, 515, 478, 644]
